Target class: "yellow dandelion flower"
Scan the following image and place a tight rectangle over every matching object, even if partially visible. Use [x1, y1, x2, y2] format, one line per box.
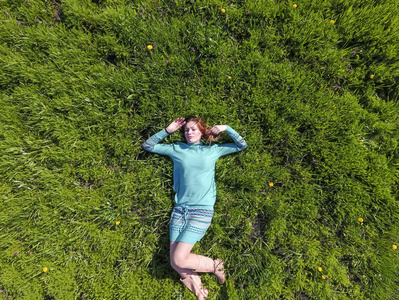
[116, 221, 121, 225]
[318, 267, 322, 272]
[221, 9, 226, 13]
[359, 142, 363, 145]
[370, 74, 374, 79]
[147, 45, 153, 50]
[330, 20, 335, 24]
[43, 267, 48, 272]
[358, 217, 363, 223]
[228, 76, 231, 79]
[393, 245, 397, 250]
[293, 4, 297, 8]
[322, 275, 326, 279]
[269, 182, 274, 187]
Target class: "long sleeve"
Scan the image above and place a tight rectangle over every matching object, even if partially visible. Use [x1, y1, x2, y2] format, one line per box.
[142, 129, 174, 156]
[212, 125, 247, 157]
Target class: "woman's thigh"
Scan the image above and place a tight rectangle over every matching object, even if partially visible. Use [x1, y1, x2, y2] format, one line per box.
[170, 241, 195, 263]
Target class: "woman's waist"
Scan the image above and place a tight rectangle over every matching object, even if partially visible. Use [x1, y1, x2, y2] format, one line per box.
[173, 203, 214, 210]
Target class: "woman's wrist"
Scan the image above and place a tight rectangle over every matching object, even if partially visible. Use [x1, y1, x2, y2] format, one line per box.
[165, 128, 171, 134]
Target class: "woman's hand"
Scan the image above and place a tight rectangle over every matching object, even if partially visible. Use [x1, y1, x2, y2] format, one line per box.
[210, 125, 227, 135]
[166, 118, 186, 134]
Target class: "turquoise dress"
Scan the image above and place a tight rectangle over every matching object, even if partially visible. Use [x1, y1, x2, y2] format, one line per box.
[143, 126, 247, 244]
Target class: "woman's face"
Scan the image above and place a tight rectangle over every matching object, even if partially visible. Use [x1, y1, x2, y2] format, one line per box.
[184, 121, 203, 143]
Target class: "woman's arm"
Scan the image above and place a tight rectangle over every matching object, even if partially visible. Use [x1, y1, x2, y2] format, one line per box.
[142, 129, 171, 154]
[142, 118, 186, 155]
[211, 125, 247, 157]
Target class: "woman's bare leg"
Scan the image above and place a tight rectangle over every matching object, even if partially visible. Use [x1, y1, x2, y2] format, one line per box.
[170, 241, 201, 279]
[170, 241, 210, 299]
[170, 242, 225, 284]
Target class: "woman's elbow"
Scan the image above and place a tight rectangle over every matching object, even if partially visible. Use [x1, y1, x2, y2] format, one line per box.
[142, 143, 152, 152]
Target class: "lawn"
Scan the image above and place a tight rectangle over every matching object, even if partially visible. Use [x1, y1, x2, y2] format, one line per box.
[0, 0, 398, 299]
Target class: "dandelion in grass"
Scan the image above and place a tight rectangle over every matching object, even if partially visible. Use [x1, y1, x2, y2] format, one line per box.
[322, 275, 327, 279]
[269, 182, 274, 187]
[370, 74, 374, 79]
[221, 9, 226, 13]
[43, 267, 48, 272]
[116, 221, 120, 225]
[358, 217, 363, 223]
[330, 20, 335, 24]
[293, 4, 297, 8]
[228, 76, 231, 79]
[318, 267, 322, 272]
[147, 45, 153, 50]
[392, 245, 397, 250]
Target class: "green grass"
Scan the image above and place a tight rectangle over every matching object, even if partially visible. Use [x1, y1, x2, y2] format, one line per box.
[1, 0, 398, 299]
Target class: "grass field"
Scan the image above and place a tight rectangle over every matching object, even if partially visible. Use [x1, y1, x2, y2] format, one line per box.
[1, 0, 398, 299]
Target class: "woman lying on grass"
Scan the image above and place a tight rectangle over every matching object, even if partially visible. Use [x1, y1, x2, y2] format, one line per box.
[142, 117, 247, 299]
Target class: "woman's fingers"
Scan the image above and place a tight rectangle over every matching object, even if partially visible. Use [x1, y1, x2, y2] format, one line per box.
[211, 126, 220, 135]
[173, 118, 186, 129]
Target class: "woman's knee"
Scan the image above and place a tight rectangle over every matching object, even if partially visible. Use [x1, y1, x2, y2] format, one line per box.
[171, 254, 183, 269]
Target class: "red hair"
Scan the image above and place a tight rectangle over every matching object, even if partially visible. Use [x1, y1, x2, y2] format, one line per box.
[181, 117, 221, 144]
